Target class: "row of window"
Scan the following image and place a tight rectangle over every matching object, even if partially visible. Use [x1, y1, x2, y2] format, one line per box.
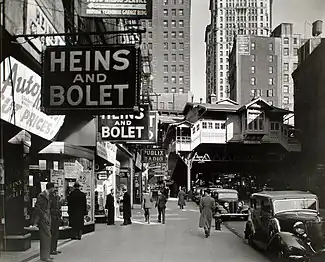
[163, 31, 185, 39]
[251, 54, 273, 62]
[163, 9, 184, 16]
[164, 64, 185, 73]
[250, 77, 275, 86]
[164, 53, 185, 62]
[192, 121, 226, 133]
[250, 89, 275, 97]
[164, 87, 184, 93]
[163, 20, 185, 28]
[164, 0, 184, 5]
[164, 76, 185, 84]
[164, 42, 184, 50]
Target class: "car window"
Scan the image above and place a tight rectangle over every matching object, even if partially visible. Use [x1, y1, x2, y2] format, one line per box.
[261, 199, 271, 213]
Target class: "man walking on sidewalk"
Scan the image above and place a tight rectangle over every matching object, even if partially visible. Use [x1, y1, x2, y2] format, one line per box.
[156, 191, 167, 224]
[121, 187, 132, 226]
[33, 182, 55, 262]
[50, 185, 62, 255]
[105, 189, 115, 225]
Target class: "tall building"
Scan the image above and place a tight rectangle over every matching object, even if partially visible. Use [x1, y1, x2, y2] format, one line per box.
[229, 35, 282, 106]
[206, 0, 273, 102]
[141, 0, 191, 112]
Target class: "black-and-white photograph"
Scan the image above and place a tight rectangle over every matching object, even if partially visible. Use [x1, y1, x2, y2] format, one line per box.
[1, 0, 325, 262]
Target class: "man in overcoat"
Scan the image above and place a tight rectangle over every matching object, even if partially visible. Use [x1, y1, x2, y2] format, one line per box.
[105, 189, 115, 225]
[50, 185, 62, 255]
[177, 187, 186, 209]
[68, 182, 87, 239]
[199, 189, 216, 238]
[121, 187, 132, 226]
[155, 191, 167, 224]
[33, 182, 55, 262]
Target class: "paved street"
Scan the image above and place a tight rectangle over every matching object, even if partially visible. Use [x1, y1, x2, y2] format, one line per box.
[29, 200, 269, 262]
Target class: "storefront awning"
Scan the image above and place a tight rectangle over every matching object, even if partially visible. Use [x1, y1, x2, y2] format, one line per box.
[39, 142, 94, 160]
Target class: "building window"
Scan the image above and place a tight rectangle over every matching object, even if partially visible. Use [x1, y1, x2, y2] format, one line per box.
[221, 122, 226, 129]
[172, 0, 176, 4]
[283, 96, 289, 104]
[172, 9, 176, 16]
[171, 76, 176, 84]
[179, 9, 184, 16]
[208, 122, 213, 129]
[284, 63, 289, 71]
[172, 42, 176, 50]
[148, 32, 152, 38]
[179, 76, 184, 84]
[164, 65, 168, 73]
[215, 123, 220, 129]
[283, 85, 289, 93]
[148, 21, 152, 27]
[164, 87, 168, 93]
[171, 20, 176, 27]
[171, 65, 176, 72]
[284, 48, 289, 56]
[293, 48, 298, 56]
[179, 42, 184, 50]
[269, 43, 273, 51]
[250, 77, 256, 85]
[268, 55, 273, 62]
[268, 101, 274, 106]
[179, 31, 184, 38]
[164, 0, 168, 5]
[179, 20, 184, 27]
[163, 9, 168, 16]
[164, 54, 168, 61]
[247, 111, 264, 131]
[171, 31, 176, 38]
[202, 122, 207, 129]
[172, 54, 176, 61]
[164, 42, 168, 50]
[293, 38, 298, 44]
[251, 54, 256, 62]
[168, 102, 173, 110]
[148, 43, 152, 49]
[251, 66, 256, 74]
[251, 42, 256, 50]
[269, 66, 273, 74]
[220, 65, 223, 70]
[267, 89, 274, 97]
[268, 78, 274, 85]
[163, 32, 168, 38]
[179, 54, 184, 62]
[284, 37, 289, 44]
[164, 76, 168, 84]
[220, 92, 224, 98]
[171, 87, 176, 93]
[284, 74, 289, 82]
[160, 102, 165, 109]
[179, 0, 184, 4]
[179, 88, 184, 93]
[179, 65, 184, 72]
[163, 21, 168, 27]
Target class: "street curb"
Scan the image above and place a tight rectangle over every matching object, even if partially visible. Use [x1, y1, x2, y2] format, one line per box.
[223, 222, 246, 241]
[20, 239, 72, 262]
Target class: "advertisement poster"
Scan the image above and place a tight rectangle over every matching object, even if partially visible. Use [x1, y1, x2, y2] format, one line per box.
[100, 106, 149, 141]
[0, 57, 65, 140]
[42, 45, 139, 114]
[82, 170, 94, 224]
[64, 162, 78, 179]
[50, 169, 65, 198]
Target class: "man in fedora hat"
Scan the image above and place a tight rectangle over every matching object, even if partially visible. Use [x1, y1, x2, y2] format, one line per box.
[68, 182, 87, 240]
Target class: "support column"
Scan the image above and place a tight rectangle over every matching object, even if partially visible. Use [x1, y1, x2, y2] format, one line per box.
[130, 158, 134, 208]
[187, 163, 191, 192]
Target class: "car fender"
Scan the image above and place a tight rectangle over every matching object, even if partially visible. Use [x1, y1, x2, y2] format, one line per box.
[268, 232, 308, 255]
[268, 218, 281, 235]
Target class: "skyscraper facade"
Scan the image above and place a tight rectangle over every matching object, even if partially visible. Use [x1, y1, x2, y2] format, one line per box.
[206, 0, 273, 102]
[141, 0, 191, 112]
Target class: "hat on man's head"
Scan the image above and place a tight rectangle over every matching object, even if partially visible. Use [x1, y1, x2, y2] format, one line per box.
[74, 182, 80, 188]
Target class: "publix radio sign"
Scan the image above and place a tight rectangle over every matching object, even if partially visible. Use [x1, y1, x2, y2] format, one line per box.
[143, 149, 166, 163]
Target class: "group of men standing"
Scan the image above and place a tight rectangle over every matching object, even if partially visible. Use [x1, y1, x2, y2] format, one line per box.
[33, 182, 87, 262]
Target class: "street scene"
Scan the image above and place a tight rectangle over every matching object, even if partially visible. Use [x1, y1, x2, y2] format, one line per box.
[1, 0, 325, 262]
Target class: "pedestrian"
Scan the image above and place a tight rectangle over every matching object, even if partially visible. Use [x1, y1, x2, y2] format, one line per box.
[178, 187, 186, 209]
[121, 187, 132, 226]
[143, 191, 153, 224]
[155, 191, 167, 224]
[162, 183, 169, 201]
[50, 184, 62, 255]
[68, 182, 87, 240]
[105, 189, 115, 225]
[199, 189, 216, 238]
[33, 182, 55, 262]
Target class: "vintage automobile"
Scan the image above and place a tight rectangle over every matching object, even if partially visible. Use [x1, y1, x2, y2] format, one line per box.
[244, 191, 325, 261]
[212, 188, 249, 220]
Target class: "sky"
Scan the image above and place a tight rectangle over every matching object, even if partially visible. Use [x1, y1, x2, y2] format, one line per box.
[190, 0, 325, 102]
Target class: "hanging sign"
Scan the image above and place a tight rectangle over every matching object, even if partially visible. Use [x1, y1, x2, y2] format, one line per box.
[81, 0, 153, 19]
[143, 149, 166, 163]
[100, 106, 149, 141]
[42, 45, 139, 114]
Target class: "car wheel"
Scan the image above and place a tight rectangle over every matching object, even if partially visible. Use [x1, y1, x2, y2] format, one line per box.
[276, 250, 287, 262]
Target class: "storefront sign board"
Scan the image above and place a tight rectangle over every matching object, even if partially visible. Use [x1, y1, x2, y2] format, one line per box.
[96, 142, 108, 161]
[0, 57, 65, 140]
[42, 45, 139, 114]
[100, 106, 149, 141]
[142, 149, 166, 163]
[82, 170, 94, 224]
[81, 0, 152, 19]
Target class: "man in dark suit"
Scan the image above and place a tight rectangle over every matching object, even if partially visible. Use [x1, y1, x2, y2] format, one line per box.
[50, 185, 62, 255]
[33, 182, 55, 262]
[105, 189, 115, 225]
[68, 182, 87, 240]
[121, 187, 132, 226]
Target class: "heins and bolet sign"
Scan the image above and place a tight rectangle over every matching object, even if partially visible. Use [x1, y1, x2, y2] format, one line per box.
[42, 45, 138, 114]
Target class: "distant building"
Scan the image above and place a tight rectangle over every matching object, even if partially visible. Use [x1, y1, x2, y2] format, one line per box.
[141, 0, 191, 111]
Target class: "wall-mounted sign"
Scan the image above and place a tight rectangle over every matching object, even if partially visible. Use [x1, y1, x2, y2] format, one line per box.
[81, 0, 152, 19]
[27, 0, 65, 53]
[143, 149, 166, 163]
[237, 36, 250, 55]
[100, 106, 149, 141]
[42, 45, 139, 114]
[97, 173, 108, 180]
[127, 110, 158, 144]
[0, 57, 65, 140]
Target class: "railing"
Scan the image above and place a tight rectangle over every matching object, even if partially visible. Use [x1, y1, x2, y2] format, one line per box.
[176, 136, 191, 143]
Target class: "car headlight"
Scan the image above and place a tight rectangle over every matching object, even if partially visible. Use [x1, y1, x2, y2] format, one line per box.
[293, 221, 305, 235]
[224, 202, 229, 208]
[238, 202, 243, 207]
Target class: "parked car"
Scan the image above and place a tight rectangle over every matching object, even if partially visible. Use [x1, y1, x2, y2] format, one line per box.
[244, 190, 325, 261]
[212, 188, 248, 220]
